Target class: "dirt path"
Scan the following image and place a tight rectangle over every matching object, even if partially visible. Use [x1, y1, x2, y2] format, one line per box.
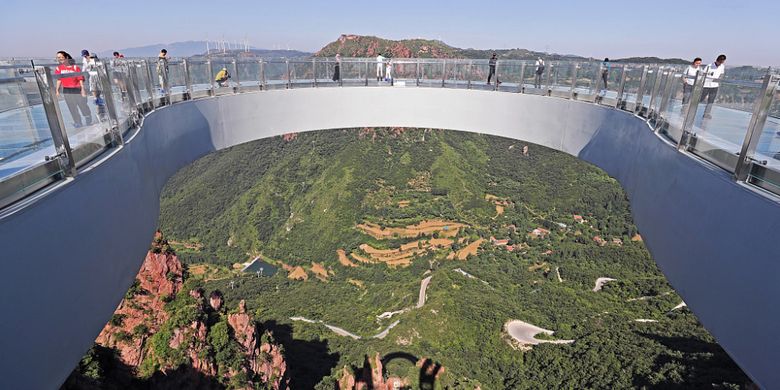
[592, 277, 616, 292]
[372, 320, 401, 339]
[505, 320, 574, 346]
[417, 275, 433, 308]
[555, 267, 563, 283]
[290, 317, 362, 340]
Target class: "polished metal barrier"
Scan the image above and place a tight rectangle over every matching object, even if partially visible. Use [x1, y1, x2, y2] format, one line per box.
[0, 57, 778, 212]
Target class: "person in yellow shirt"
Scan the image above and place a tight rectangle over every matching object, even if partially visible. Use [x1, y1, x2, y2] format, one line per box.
[215, 67, 231, 87]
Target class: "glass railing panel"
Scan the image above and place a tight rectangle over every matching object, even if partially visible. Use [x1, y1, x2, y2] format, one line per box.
[573, 62, 599, 102]
[594, 63, 623, 106]
[620, 66, 643, 110]
[656, 70, 686, 143]
[686, 72, 767, 171]
[444, 60, 466, 89]
[186, 60, 212, 98]
[312, 58, 336, 87]
[636, 66, 659, 113]
[340, 59, 367, 86]
[289, 60, 314, 87]
[0, 71, 55, 178]
[749, 84, 780, 192]
[165, 59, 187, 103]
[550, 62, 574, 98]
[105, 61, 133, 123]
[419, 60, 445, 87]
[129, 61, 152, 104]
[496, 61, 522, 92]
[265, 60, 290, 89]
[390, 60, 416, 85]
[236, 59, 261, 90]
[209, 58, 237, 95]
[524, 60, 547, 95]
[52, 66, 115, 167]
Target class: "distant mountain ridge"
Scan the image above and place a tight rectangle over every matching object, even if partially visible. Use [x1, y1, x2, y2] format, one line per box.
[316, 34, 688, 64]
[98, 40, 312, 58]
[101, 36, 689, 64]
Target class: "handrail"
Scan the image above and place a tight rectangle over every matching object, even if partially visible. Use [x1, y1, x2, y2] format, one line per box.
[0, 56, 777, 213]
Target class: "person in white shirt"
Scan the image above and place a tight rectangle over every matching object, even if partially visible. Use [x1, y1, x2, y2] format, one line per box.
[385, 60, 392, 82]
[534, 57, 545, 89]
[681, 57, 702, 105]
[700, 54, 726, 119]
[376, 54, 385, 81]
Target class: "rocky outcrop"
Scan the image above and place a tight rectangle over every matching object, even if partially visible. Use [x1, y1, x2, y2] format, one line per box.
[227, 300, 288, 388]
[95, 230, 183, 366]
[88, 232, 288, 389]
[338, 353, 443, 389]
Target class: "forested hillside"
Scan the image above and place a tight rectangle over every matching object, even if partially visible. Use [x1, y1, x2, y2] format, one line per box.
[150, 128, 750, 388]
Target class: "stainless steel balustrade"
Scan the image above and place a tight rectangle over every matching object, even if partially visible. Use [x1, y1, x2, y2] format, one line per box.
[0, 57, 777, 211]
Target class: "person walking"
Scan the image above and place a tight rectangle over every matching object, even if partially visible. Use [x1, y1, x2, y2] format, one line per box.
[376, 53, 385, 81]
[54, 51, 92, 128]
[681, 57, 702, 105]
[534, 57, 545, 89]
[332, 53, 341, 83]
[700, 54, 726, 119]
[487, 53, 500, 85]
[156, 49, 169, 94]
[84, 53, 108, 121]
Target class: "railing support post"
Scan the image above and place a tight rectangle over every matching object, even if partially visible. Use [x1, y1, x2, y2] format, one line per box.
[616, 66, 628, 108]
[518, 62, 525, 93]
[735, 73, 779, 181]
[416, 60, 420, 87]
[286, 60, 291, 89]
[678, 70, 706, 150]
[544, 63, 553, 96]
[365, 59, 369, 86]
[648, 67, 665, 120]
[313, 58, 318, 87]
[182, 59, 192, 100]
[35, 67, 76, 177]
[260, 60, 266, 90]
[441, 60, 446, 88]
[206, 60, 216, 96]
[635, 66, 648, 114]
[96, 63, 123, 146]
[233, 58, 240, 93]
[570, 63, 578, 99]
[143, 60, 156, 107]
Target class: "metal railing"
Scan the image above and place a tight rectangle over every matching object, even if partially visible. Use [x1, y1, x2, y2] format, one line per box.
[0, 56, 777, 211]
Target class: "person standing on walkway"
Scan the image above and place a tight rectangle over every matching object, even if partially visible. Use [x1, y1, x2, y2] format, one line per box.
[534, 57, 545, 89]
[601, 58, 611, 90]
[701, 54, 726, 119]
[681, 57, 702, 105]
[376, 53, 385, 81]
[332, 53, 341, 82]
[156, 49, 169, 93]
[487, 53, 500, 85]
[54, 51, 92, 127]
[385, 59, 392, 82]
[111, 52, 128, 100]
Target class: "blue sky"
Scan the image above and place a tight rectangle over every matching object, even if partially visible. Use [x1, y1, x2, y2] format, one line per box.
[1, 0, 777, 66]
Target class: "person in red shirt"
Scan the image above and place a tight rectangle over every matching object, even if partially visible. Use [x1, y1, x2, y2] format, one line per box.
[54, 51, 92, 127]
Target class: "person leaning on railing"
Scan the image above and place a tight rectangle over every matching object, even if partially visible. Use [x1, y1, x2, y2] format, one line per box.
[682, 57, 702, 106]
[54, 51, 92, 128]
[701, 54, 726, 119]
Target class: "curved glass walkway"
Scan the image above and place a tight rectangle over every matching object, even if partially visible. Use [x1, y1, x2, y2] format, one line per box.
[0, 57, 778, 211]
